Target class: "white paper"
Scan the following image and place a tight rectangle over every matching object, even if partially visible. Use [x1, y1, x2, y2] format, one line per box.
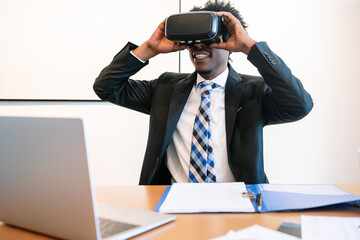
[211, 225, 300, 240]
[301, 215, 360, 240]
[158, 182, 254, 213]
[259, 184, 348, 195]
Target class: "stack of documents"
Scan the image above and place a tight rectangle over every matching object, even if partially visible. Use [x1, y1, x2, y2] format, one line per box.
[211, 225, 300, 240]
[211, 216, 360, 240]
[155, 182, 253, 213]
[301, 215, 360, 240]
[154, 182, 360, 213]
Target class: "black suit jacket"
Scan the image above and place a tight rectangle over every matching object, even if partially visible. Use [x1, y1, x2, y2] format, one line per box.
[93, 42, 313, 185]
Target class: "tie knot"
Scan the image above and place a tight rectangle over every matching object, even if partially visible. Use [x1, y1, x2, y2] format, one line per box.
[199, 81, 220, 97]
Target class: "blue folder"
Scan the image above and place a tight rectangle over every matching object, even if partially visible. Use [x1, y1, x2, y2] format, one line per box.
[246, 184, 360, 213]
[154, 184, 360, 213]
[154, 186, 172, 212]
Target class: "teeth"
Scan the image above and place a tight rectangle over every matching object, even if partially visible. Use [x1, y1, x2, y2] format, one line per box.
[194, 54, 209, 60]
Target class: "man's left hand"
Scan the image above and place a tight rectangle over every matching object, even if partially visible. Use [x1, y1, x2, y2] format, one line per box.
[210, 11, 257, 55]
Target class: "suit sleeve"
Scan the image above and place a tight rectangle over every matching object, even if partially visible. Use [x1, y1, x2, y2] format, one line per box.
[93, 42, 154, 115]
[247, 42, 313, 125]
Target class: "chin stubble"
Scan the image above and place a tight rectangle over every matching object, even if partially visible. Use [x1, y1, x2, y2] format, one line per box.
[196, 70, 212, 76]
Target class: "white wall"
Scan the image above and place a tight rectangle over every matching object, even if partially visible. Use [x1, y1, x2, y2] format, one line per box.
[0, 0, 179, 99]
[180, 0, 360, 184]
[0, 101, 150, 185]
[1, 0, 359, 185]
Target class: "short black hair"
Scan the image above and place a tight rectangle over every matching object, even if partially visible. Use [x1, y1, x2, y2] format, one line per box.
[190, 0, 248, 29]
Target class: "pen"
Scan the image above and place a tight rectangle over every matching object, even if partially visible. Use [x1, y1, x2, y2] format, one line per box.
[256, 193, 262, 212]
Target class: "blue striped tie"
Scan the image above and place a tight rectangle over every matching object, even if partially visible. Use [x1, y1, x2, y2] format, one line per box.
[189, 81, 219, 183]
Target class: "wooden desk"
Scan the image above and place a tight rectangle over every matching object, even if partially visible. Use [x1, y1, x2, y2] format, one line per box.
[1, 184, 359, 239]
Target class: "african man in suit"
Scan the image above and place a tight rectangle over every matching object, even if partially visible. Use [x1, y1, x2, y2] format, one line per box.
[93, 0, 313, 185]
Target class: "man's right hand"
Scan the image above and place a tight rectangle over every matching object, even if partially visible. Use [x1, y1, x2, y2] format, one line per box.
[133, 18, 187, 61]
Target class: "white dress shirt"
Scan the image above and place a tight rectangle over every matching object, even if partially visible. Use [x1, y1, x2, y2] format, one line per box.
[130, 51, 235, 183]
[166, 68, 235, 183]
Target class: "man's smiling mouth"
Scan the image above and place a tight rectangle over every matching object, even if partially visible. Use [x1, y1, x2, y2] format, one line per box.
[192, 51, 211, 60]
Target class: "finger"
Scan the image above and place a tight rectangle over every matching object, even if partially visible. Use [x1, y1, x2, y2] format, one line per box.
[158, 18, 167, 31]
[209, 42, 227, 50]
[218, 12, 240, 29]
[172, 43, 188, 52]
[215, 12, 237, 35]
[209, 42, 219, 48]
[214, 11, 235, 21]
[175, 44, 188, 51]
[214, 11, 230, 17]
[179, 46, 187, 51]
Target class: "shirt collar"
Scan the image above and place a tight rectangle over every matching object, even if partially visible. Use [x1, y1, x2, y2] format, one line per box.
[196, 67, 229, 89]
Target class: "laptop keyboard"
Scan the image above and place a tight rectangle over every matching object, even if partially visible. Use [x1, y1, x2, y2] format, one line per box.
[99, 217, 139, 239]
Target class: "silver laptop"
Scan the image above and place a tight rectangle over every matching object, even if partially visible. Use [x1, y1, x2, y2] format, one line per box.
[0, 116, 175, 240]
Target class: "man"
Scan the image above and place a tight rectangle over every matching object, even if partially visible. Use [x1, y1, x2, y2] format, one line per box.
[93, 0, 313, 185]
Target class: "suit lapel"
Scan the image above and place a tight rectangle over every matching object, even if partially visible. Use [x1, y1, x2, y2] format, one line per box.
[225, 65, 244, 149]
[160, 65, 244, 157]
[161, 72, 197, 156]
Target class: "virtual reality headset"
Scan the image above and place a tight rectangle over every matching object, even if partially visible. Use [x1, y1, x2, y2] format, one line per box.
[165, 11, 229, 45]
